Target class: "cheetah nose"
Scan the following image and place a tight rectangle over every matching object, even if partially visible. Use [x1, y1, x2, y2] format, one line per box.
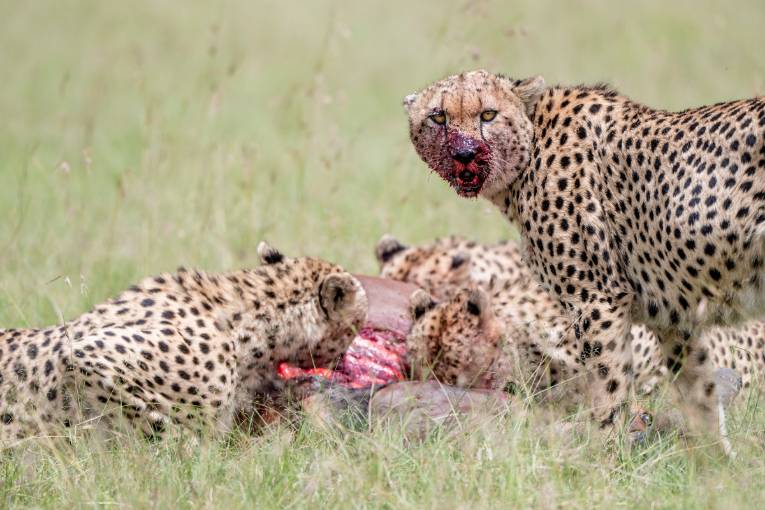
[453, 149, 476, 164]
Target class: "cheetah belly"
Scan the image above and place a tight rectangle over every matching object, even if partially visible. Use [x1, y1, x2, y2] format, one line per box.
[621, 181, 765, 333]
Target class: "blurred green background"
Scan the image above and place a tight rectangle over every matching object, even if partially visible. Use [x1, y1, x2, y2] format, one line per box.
[1, 0, 764, 326]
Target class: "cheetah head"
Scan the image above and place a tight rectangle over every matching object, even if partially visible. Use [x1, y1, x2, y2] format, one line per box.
[404, 69, 545, 198]
[406, 286, 506, 388]
[375, 234, 471, 300]
[256, 241, 368, 368]
[309, 272, 369, 366]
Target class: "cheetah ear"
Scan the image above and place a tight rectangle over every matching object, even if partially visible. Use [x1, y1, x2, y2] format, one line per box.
[450, 251, 470, 270]
[318, 273, 368, 321]
[409, 289, 437, 321]
[513, 75, 546, 116]
[403, 92, 418, 112]
[466, 288, 490, 318]
[257, 241, 285, 265]
[375, 234, 407, 264]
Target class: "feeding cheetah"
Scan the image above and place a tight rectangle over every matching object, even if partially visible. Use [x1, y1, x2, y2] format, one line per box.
[408, 286, 765, 413]
[378, 236, 765, 398]
[388, 237, 764, 401]
[377, 235, 667, 396]
[404, 71, 765, 449]
[0, 242, 367, 446]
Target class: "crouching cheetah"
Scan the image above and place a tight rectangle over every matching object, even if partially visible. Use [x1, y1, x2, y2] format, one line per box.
[408, 287, 765, 407]
[0, 242, 367, 446]
[404, 70, 765, 450]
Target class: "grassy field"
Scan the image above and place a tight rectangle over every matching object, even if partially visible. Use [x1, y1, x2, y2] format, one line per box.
[2, 0, 765, 507]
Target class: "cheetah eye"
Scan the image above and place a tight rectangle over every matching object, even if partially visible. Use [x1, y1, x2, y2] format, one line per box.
[480, 110, 498, 122]
[429, 111, 447, 125]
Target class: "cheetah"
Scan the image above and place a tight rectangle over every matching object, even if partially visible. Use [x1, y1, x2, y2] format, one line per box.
[378, 235, 668, 397]
[0, 242, 367, 446]
[404, 69, 765, 449]
[379, 235, 765, 395]
[405, 278, 765, 401]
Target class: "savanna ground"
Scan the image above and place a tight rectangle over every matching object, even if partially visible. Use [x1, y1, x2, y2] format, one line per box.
[1, 0, 765, 507]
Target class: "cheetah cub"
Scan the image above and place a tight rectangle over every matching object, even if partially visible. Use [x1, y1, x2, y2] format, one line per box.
[0, 242, 367, 446]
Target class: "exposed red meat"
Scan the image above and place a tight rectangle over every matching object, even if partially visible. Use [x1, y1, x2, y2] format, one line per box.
[277, 276, 417, 392]
[277, 326, 407, 389]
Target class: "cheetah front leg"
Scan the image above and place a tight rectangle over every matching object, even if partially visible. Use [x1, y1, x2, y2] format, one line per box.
[571, 301, 637, 432]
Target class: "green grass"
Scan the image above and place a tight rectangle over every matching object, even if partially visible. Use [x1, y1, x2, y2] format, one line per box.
[2, 0, 765, 507]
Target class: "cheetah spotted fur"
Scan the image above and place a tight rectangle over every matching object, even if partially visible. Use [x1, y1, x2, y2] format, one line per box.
[405, 70, 765, 448]
[0, 242, 367, 446]
[379, 236, 765, 401]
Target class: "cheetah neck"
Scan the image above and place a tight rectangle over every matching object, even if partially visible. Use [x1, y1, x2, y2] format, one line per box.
[484, 87, 674, 233]
[201, 269, 328, 350]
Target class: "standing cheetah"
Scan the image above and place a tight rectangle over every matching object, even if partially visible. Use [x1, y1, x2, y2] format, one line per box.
[0, 242, 367, 446]
[404, 72, 765, 449]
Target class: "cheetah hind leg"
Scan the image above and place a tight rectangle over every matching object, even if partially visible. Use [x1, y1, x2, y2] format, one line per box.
[715, 367, 742, 458]
[661, 332, 737, 458]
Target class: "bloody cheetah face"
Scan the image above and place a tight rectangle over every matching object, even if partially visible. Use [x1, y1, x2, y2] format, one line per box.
[404, 69, 545, 198]
[406, 287, 505, 388]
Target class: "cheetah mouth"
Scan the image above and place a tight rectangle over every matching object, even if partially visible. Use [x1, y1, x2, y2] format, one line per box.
[451, 162, 488, 197]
